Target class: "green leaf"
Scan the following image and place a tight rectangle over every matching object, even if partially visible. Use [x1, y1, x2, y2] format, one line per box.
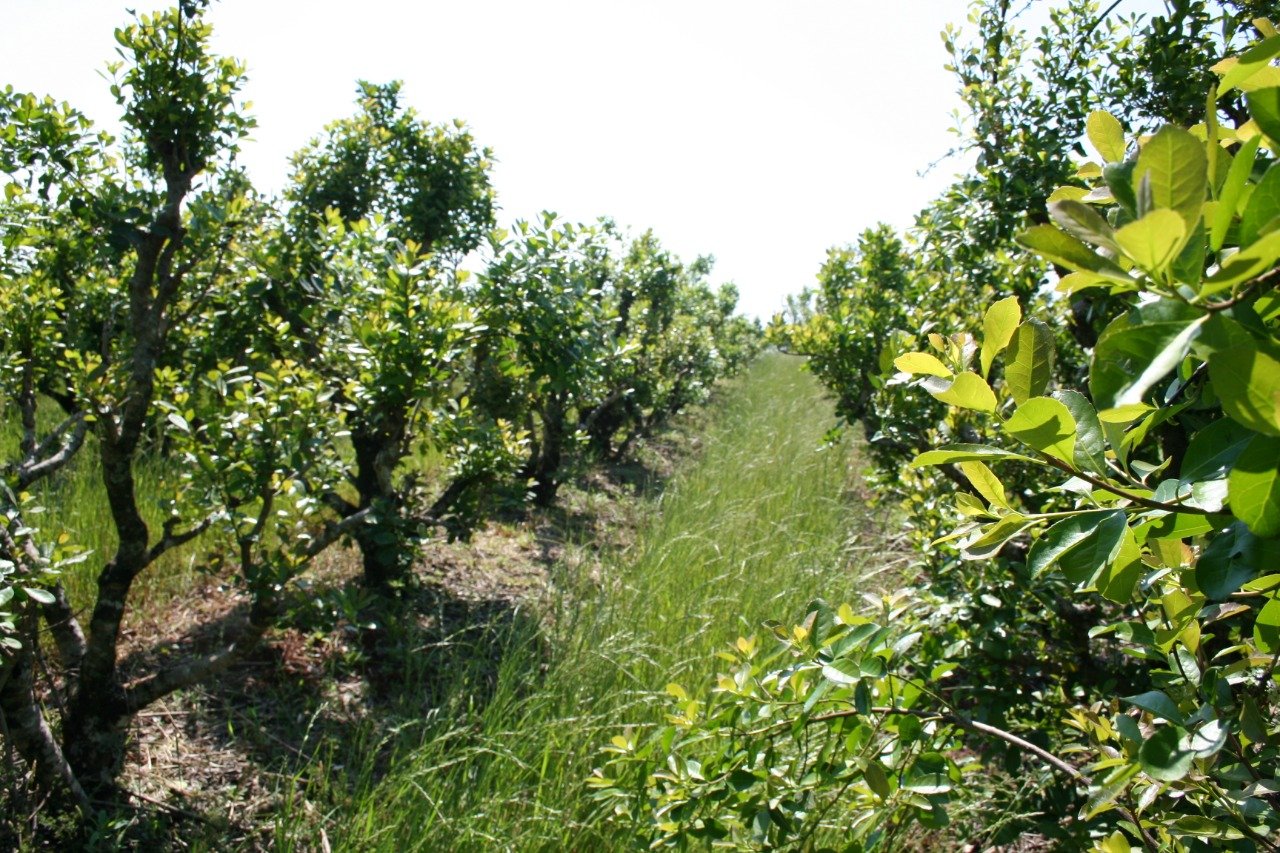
[1180, 417, 1255, 481]
[911, 444, 1042, 468]
[1219, 37, 1280, 92]
[1028, 510, 1128, 579]
[1210, 134, 1260, 252]
[894, 352, 952, 378]
[1054, 390, 1106, 475]
[1133, 125, 1207, 228]
[1255, 596, 1280, 653]
[1004, 320, 1055, 405]
[1139, 726, 1194, 781]
[1123, 690, 1186, 725]
[1049, 200, 1120, 253]
[1098, 526, 1143, 603]
[1247, 86, 1280, 147]
[1114, 210, 1187, 275]
[822, 659, 861, 685]
[1057, 511, 1129, 585]
[1202, 229, 1280, 295]
[1229, 434, 1280, 537]
[1240, 161, 1280, 247]
[1087, 110, 1127, 162]
[23, 587, 55, 605]
[1015, 225, 1130, 281]
[962, 514, 1035, 560]
[1090, 301, 1206, 410]
[959, 461, 1008, 509]
[1196, 521, 1276, 600]
[926, 372, 997, 413]
[980, 296, 1021, 378]
[1002, 397, 1076, 463]
[1203, 316, 1280, 436]
[864, 761, 891, 800]
[1104, 160, 1139, 217]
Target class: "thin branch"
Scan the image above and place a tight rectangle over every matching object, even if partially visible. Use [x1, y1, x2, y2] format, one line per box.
[146, 515, 214, 564]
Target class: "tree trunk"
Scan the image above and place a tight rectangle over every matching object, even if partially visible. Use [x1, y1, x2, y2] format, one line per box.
[531, 394, 567, 507]
[0, 609, 91, 815]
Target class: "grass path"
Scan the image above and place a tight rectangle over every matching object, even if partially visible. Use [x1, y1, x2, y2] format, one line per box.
[318, 353, 877, 851]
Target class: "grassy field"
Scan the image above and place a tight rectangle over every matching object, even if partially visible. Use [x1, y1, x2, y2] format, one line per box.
[284, 352, 887, 851]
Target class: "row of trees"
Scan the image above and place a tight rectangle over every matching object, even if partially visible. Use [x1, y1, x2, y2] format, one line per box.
[0, 0, 759, 820]
[602, 1, 1280, 849]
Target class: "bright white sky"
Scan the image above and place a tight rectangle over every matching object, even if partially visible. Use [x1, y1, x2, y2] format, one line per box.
[2, 1, 1164, 318]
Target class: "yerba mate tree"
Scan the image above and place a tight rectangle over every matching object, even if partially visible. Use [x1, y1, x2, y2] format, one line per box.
[0, 2, 367, 802]
[597, 18, 1280, 853]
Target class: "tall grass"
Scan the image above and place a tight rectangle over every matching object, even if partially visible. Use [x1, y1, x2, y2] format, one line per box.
[314, 353, 875, 850]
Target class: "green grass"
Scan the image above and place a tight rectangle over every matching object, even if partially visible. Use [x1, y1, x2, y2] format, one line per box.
[300, 352, 878, 851]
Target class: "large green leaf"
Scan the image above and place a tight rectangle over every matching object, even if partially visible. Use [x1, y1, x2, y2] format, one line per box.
[1202, 316, 1280, 436]
[1087, 110, 1127, 162]
[1210, 135, 1261, 252]
[1255, 595, 1280, 653]
[1002, 397, 1076, 463]
[925, 371, 997, 413]
[1247, 87, 1280, 148]
[1239, 161, 1280, 247]
[1005, 320, 1055, 405]
[1202, 229, 1280, 295]
[1114, 209, 1186, 275]
[1196, 522, 1279, 600]
[1133, 125, 1207, 228]
[1015, 225, 1130, 282]
[959, 460, 1009, 509]
[1139, 726, 1195, 782]
[962, 513, 1036, 560]
[894, 351, 952, 377]
[1228, 433, 1280, 537]
[1089, 301, 1207, 409]
[980, 296, 1020, 378]
[1180, 417, 1255, 481]
[1098, 526, 1143, 603]
[1049, 200, 1120, 253]
[1124, 690, 1186, 725]
[1054, 390, 1106, 475]
[1219, 37, 1280, 92]
[1028, 510, 1128, 579]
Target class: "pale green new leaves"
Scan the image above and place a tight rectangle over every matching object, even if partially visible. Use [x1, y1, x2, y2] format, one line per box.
[1087, 110, 1127, 162]
[979, 296, 1020, 378]
[925, 372, 997, 413]
[1115, 210, 1186, 277]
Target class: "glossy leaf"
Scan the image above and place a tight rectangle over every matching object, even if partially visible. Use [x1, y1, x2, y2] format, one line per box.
[1228, 434, 1280, 537]
[1002, 396, 1076, 463]
[1140, 727, 1195, 781]
[1114, 210, 1186, 275]
[1004, 320, 1055, 405]
[979, 296, 1020, 378]
[1053, 390, 1106, 475]
[1015, 225, 1130, 281]
[1087, 110, 1126, 162]
[1028, 510, 1127, 579]
[926, 371, 997, 413]
[1246, 86, 1280, 147]
[1210, 135, 1260, 252]
[895, 352, 952, 377]
[1049, 200, 1120, 253]
[1132, 125, 1207, 228]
